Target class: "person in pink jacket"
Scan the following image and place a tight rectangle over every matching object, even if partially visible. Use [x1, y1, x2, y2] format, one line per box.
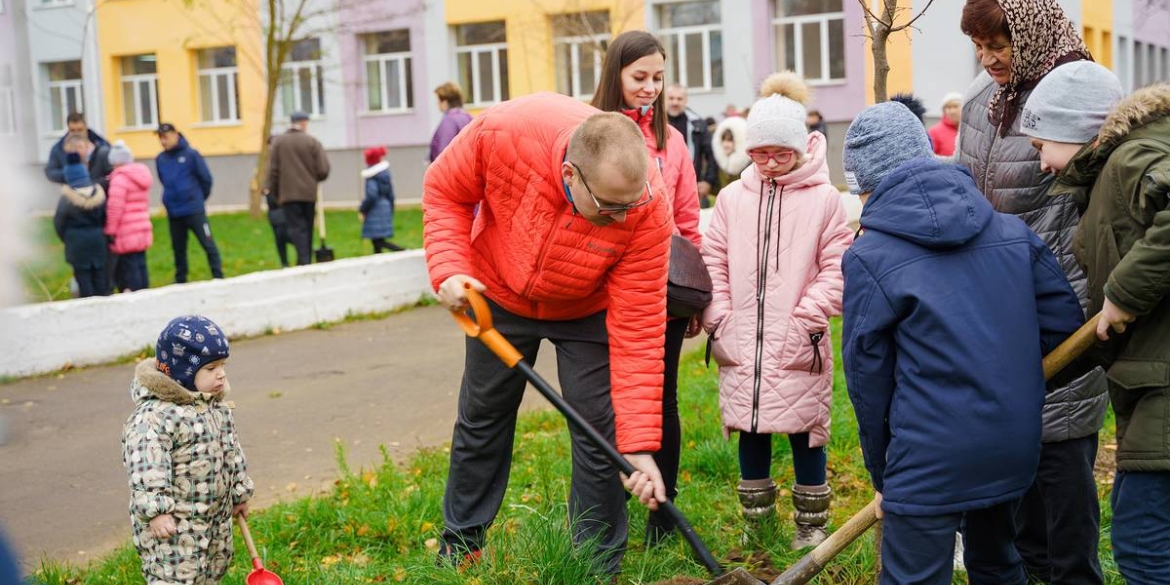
[591, 30, 703, 545]
[105, 140, 154, 291]
[701, 72, 853, 550]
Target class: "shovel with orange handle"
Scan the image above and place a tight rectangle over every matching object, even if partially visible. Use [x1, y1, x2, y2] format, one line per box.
[450, 284, 764, 585]
[770, 313, 1103, 585]
[236, 516, 284, 585]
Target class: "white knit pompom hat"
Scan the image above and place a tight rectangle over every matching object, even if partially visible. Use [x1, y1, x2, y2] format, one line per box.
[746, 71, 812, 152]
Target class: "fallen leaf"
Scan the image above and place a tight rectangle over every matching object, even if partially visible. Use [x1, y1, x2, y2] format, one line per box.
[393, 567, 407, 582]
[321, 555, 341, 566]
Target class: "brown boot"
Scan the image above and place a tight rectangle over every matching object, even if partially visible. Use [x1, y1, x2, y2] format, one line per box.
[791, 483, 831, 550]
[737, 478, 778, 547]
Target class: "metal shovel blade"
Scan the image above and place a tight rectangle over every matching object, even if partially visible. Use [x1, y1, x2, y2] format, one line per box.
[709, 567, 767, 584]
[245, 558, 284, 585]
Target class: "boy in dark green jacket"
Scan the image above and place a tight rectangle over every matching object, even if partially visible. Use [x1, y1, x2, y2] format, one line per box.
[1022, 61, 1170, 582]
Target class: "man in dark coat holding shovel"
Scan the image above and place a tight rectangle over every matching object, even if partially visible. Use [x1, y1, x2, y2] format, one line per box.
[268, 112, 330, 265]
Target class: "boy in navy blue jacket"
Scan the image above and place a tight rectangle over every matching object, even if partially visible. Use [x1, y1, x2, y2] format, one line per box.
[840, 102, 1085, 585]
[156, 123, 223, 283]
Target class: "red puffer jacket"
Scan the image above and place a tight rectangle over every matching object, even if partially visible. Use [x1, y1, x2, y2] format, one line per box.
[621, 107, 701, 247]
[423, 92, 674, 453]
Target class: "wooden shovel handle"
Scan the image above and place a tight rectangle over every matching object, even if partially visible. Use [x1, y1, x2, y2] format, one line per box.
[772, 312, 1104, 585]
[236, 515, 261, 563]
[1043, 313, 1101, 380]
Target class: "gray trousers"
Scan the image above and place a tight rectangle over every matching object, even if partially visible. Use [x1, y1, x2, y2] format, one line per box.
[441, 300, 627, 575]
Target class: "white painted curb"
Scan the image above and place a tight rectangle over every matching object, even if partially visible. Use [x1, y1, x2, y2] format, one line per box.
[0, 251, 434, 378]
[2, 193, 859, 380]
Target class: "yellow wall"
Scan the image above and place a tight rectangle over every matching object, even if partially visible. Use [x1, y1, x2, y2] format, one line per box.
[445, 0, 646, 110]
[863, 0, 915, 105]
[95, 0, 265, 157]
[1082, 0, 1114, 68]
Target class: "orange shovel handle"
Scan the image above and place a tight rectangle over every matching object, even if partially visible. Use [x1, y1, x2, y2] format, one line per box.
[449, 285, 524, 368]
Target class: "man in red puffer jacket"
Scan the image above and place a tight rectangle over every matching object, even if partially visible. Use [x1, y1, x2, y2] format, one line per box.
[424, 92, 672, 577]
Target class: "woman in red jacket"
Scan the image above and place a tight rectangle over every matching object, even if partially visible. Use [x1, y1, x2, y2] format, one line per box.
[592, 30, 702, 545]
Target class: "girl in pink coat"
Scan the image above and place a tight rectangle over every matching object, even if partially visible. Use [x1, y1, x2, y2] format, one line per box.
[105, 140, 154, 291]
[701, 72, 852, 550]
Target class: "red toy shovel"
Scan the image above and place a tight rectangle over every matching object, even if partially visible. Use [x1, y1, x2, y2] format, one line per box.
[236, 516, 284, 585]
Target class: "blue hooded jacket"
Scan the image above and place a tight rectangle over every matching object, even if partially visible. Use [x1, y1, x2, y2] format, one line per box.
[155, 134, 213, 218]
[842, 158, 1084, 516]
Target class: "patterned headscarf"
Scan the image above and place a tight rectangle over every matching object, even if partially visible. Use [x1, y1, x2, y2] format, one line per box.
[988, 0, 1092, 134]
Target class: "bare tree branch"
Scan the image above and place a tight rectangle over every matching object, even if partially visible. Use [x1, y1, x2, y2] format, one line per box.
[890, 0, 937, 33]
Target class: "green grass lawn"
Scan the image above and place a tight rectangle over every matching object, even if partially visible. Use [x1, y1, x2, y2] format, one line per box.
[29, 321, 1124, 584]
[21, 208, 424, 303]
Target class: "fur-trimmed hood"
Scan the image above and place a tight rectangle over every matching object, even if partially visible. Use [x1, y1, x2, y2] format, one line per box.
[131, 359, 228, 405]
[1098, 82, 1170, 149]
[361, 160, 390, 179]
[61, 183, 106, 209]
[713, 116, 751, 176]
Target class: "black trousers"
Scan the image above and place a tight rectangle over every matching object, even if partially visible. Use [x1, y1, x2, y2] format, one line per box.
[268, 209, 292, 267]
[1014, 433, 1103, 585]
[441, 300, 628, 575]
[113, 251, 149, 291]
[646, 317, 687, 534]
[282, 201, 316, 266]
[883, 500, 1025, 585]
[73, 267, 109, 297]
[168, 212, 222, 283]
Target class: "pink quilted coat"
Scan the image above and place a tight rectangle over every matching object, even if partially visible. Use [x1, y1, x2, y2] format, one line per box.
[700, 132, 852, 446]
[105, 162, 154, 255]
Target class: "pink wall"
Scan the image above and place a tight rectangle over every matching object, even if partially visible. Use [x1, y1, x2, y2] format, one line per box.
[749, 0, 865, 124]
[1132, 2, 1170, 46]
[337, 1, 432, 149]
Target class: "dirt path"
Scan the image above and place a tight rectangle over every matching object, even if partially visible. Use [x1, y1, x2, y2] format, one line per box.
[0, 306, 560, 570]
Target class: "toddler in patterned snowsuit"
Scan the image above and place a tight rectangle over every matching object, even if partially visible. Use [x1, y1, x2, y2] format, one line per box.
[122, 315, 254, 585]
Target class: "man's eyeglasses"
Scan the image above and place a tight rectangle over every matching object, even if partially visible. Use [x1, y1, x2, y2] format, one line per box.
[747, 149, 797, 165]
[571, 162, 654, 216]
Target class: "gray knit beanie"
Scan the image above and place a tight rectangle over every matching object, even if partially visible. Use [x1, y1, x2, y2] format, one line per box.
[109, 140, 134, 166]
[842, 101, 933, 195]
[1020, 61, 1124, 144]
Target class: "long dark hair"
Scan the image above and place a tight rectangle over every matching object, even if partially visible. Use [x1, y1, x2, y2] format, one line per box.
[591, 31, 667, 151]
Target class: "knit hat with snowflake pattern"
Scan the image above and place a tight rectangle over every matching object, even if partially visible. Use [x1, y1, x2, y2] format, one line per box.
[155, 315, 230, 391]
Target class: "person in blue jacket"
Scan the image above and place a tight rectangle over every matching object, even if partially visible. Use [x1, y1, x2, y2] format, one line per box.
[840, 102, 1085, 585]
[155, 123, 223, 283]
[44, 112, 113, 191]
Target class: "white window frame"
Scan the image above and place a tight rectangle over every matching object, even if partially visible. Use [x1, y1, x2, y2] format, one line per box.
[554, 33, 608, 100]
[659, 2, 720, 91]
[456, 42, 507, 107]
[35, 0, 73, 8]
[46, 63, 84, 133]
[280, 60, 325, 118]
[453, 23, 510, 108]
[773, 8, 847, 84]
[197, 49, 239, 123]
[121, 59, 159, 130]
[362, 46, 412, 114]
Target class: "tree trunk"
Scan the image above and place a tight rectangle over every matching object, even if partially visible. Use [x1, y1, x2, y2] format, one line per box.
[249, 0, 282, 217]
[871, 27, 891, 103]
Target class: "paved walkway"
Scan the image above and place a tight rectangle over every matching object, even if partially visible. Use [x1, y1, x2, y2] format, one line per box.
[0, 306, 560, 569]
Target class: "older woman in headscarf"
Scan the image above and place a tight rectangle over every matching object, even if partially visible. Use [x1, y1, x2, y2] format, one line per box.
[957, 2, 1108, 585]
